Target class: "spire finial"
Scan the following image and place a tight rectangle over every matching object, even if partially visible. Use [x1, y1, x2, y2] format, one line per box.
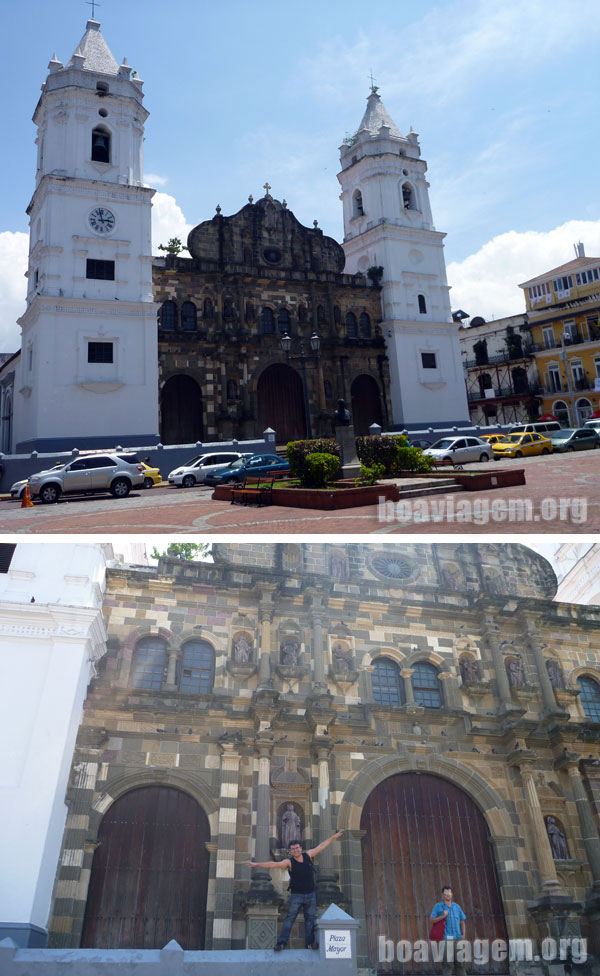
[368, 70, 379, 94]
[86, 0, 101, 18]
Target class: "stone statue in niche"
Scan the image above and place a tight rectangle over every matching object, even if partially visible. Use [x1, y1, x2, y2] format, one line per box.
[330, 551, 348, 579]
[545, 817, 569, 859]
[281, 640, 299, 666]
[507, 655, 525, 688]
[233, 633, 252, 663]
[442, 565, 461, 591]
[546, 659, 565, 689]
[460, 657, 479, 685]
[280, 804, 302, 848]
[332, 643, 351, 672]
[484, 574, 502, 595]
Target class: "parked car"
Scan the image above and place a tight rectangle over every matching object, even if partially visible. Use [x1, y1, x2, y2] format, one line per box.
[204, 454, 290, 485]
[479, 433, 505, 445]
[409, 439, 432, 449]
[28, 453, 144, 503]
[422, 436, 492, 464]
[168, 452, 249, 487]
[141, 461, 162, 487]
[509, 421, 561, 435]
[10, 478, 30, 500]
[584, 418, 600, 433]
[492, 432, 552, 459]
[550, 428, 600, 452]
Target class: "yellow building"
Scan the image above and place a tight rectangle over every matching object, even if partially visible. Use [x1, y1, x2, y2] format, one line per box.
[519, 244, 600, 426]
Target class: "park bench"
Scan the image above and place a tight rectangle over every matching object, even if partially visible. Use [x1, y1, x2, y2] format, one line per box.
[230, 476, 275, 506]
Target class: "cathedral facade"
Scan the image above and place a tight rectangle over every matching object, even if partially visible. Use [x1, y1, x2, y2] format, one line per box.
[39, 543, 600, 972]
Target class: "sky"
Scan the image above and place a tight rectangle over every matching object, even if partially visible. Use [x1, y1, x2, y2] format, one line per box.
[1, 0, 599, 352]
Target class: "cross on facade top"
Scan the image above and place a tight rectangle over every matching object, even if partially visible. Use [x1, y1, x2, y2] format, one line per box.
[263, 182, 272, 196]
[369, 70, 379, 93]
[86, 0, 101, 19]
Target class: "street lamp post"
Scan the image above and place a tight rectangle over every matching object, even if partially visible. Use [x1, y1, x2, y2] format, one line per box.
[280, 332, 321, 440]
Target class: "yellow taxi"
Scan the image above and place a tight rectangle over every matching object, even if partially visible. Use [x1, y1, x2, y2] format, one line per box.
[492, 432, 553, 459]
[141, 461, 162, 487]
[480, 433, 505, 445]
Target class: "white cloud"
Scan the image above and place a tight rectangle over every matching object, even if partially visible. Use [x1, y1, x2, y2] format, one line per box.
[145, 173, 169, 186]
[0, 231, 28, 353]
[151, 192, 194, 253]
[447, 219, 600, 321]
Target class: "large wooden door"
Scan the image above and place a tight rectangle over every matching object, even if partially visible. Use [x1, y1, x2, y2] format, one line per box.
[160, 375, 203, 445]
[361, 773, 507, 974]
[351, 374, 383, 435]
[257, 364, 306, 443]
[81, 786, 210, 949]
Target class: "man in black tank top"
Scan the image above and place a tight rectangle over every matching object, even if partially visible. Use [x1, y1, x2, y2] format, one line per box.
[244, 830, 343, 950]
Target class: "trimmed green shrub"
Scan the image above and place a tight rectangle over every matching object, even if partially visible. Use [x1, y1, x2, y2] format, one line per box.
[356, 435, 408, 474]
[302, 452, 340, 488]
[393, 445, 435, 473]
[359, 462, 386, 486]
[286, 439, 341, 481]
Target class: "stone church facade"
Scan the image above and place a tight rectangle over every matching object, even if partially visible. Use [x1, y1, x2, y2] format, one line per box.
[45, 544, 600, 971]
[155, 192, 391, 445]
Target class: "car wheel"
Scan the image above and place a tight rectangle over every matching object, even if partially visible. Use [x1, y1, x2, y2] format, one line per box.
[110, 478, 131, 498]
[541, 448, 550, 455]
[182, 475, 196, 488]
[567, 446, 574, 452]
[479, 453, 490, 462]
[40, 484, 60, 504]
[143, 477, 154, 489]
[224, 477, 239, 485]
[515, 451, 523, 458]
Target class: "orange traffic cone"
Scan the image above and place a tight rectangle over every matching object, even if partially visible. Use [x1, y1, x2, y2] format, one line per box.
[21, 484, 34, 508]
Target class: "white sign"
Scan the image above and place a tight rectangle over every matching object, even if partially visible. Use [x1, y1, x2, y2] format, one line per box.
[325, 929, 352, 959]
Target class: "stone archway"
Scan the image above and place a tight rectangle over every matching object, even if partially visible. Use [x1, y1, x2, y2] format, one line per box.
[257, 363, 306, 443]
[160, 374, 203, 445]
[81, 785, 210, 949]
[351, 374, 383, 435]
[361, 772, 508, 973]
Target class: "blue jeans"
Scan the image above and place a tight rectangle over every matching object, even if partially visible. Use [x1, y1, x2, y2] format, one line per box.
[277, 891, 317, 947]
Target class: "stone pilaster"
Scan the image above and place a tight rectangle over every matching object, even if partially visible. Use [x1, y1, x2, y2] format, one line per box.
[212, 744, 241, 950]
[306, 588, 327, 690]
[257, 606, 273, 690]
[555, 754, 600, 890]
[312, 741, 343, 905]
[479, 612, 524, 717]
[164, 648, 178, 690]
[521, 614, 568, 721]
[245, 739, 282, 947]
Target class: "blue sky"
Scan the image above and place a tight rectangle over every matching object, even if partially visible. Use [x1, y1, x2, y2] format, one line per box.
[1, 0, 599, 350]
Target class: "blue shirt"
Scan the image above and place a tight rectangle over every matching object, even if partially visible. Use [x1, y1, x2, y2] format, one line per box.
[430, 901, 466, 939]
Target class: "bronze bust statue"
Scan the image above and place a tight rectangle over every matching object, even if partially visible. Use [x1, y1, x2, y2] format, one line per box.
[334, 399, 351, 427]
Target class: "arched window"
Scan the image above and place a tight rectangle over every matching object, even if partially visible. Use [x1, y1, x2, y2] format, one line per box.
[418, 294, 427, 314]
[131, 636, 167, 690]
[181, 301, 197, 331]
[353, 189, 365, 217]
[412, 662, 442, 708]
[346, 312, 357, 339]
[2, 391, 12, 454]
[359, 312, 371, 338]
[372, 657, 405, 706]
[179, 641, 215, 695]
[91, 126, 110, 163]
[579, 675, 600, 721]
[278, 308, 290, 334]
[203, 297, 214, 319]
[261, 307, 275, 334]
[402, 182, 414, 210]
[160, 300, 177, 331]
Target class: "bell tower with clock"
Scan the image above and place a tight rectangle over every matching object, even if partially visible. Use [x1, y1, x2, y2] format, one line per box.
[15, 19, 159, 451]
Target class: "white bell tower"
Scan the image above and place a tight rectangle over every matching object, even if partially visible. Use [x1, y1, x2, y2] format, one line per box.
[338, 90, 469, 428]
[14, 19, 158, 452]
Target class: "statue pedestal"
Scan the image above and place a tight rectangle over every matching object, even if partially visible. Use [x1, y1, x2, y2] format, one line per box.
[335, 424, 361, 479]
[245, 901, 282, 949]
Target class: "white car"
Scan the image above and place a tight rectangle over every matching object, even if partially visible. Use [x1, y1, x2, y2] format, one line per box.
[10, 478, 28, 500]
[168, 452, 248, 487]
[422, 436, 492, 465]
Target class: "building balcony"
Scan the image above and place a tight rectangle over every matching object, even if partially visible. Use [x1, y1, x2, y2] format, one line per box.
[463, 346, 535, 368]
[467, 383, 541, 403]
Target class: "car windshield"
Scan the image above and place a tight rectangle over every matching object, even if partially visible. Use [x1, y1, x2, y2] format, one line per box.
[503, 435, 523, 443]
[228, 458, 245, 469]
[553, 429, 575, 436]
[184, 455, 203, 466]
[430, 439, 455, 450]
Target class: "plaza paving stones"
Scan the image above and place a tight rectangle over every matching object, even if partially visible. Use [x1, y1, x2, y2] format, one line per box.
[0, 451, 597, 534]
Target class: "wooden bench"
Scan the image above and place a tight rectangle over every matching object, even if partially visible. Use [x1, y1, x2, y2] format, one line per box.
[230, 476, 274, 506]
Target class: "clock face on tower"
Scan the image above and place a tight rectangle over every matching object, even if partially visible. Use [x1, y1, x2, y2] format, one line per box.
[88, 207, 116, 235]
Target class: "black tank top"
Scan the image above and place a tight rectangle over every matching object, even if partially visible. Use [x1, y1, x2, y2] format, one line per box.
[289, 852, 315, 893]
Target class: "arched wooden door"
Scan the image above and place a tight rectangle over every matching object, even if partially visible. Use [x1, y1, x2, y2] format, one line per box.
[257, 363, 306, 443]
[361, 773, 507, 974]
[160, 375, 203, 445]
[351, 374, 383, 435]
[81, 786, 210, 949]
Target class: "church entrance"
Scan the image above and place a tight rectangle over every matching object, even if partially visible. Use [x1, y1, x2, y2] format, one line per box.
[160, 375, 203, 444]
[257, 363, 306, 443]
[351, 374, 383, 434]
[81, 786, 210, 949]
[361, 772, 507, 974]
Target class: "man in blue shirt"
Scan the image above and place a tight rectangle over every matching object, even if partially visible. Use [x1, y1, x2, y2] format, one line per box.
[430, 886, 467, 976]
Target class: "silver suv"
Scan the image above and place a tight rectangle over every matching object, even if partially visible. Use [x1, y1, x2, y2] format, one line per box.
[28, 453, 144, 504]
